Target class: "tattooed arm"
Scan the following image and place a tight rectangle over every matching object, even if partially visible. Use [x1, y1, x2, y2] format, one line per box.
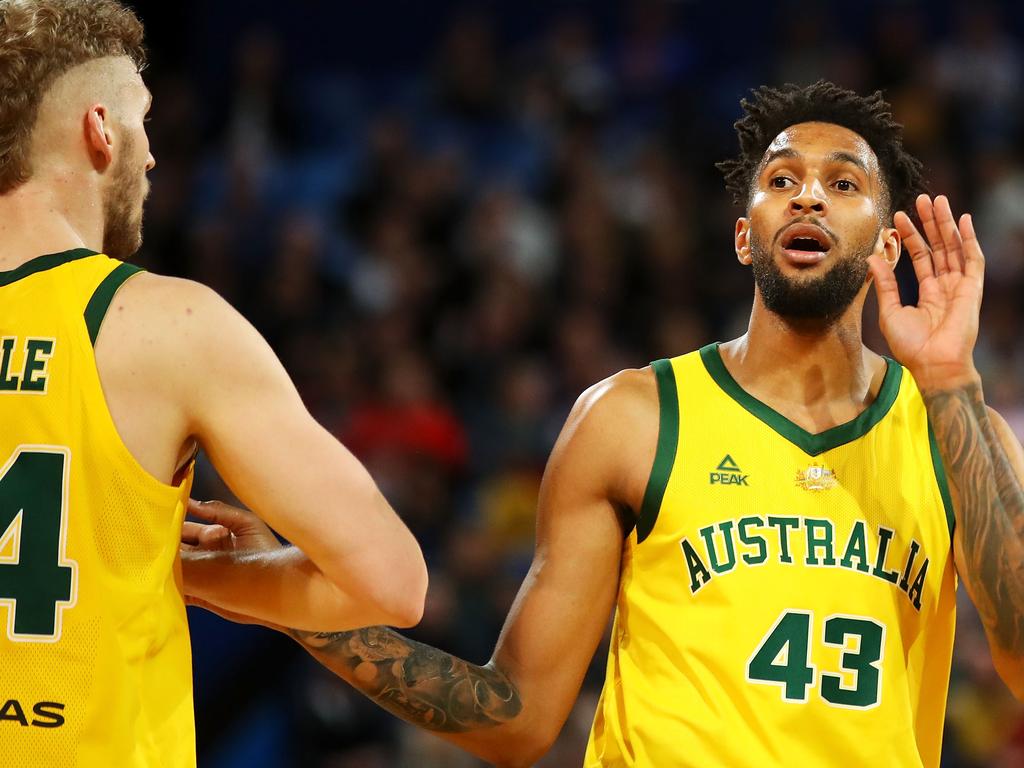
[185, 370, 657, 766]
[925, 386, 1024, 696]
[871, 194, 1024, 698]
[288, 627, 522, 732]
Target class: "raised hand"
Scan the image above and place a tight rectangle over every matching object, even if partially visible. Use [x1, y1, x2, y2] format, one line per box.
[868, 194, 984, 393]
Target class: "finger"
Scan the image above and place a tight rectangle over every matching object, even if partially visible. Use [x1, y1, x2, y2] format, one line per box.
[958, 213, 986, 282]
[868, 254, 902, 316]
[197, 524, 231, 546]
[916, 195, 950, 276]
[933, 195, 965, 273]
[181, 520, 206, 545]
[893, 210, 934, 284]
[188, 498, 256, 529]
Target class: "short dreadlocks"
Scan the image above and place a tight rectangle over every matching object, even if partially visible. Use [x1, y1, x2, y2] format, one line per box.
[716, 81, 926, 219]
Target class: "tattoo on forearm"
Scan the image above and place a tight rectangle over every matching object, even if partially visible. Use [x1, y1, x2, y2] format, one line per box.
[926, 382, 1024, 654]
[291, 626, 522, 732]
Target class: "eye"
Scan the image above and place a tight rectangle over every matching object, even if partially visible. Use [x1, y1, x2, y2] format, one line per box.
[835, 178, 857, 192]
[770, 176, 794, 189]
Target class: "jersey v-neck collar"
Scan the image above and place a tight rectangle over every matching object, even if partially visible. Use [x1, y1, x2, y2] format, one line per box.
[698, 342, 902, 457]
[0, 248, 99, 287]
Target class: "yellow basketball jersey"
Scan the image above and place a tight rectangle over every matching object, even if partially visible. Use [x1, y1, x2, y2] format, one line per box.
[586, 344, 956, 767]
[0, 249, 196, 768]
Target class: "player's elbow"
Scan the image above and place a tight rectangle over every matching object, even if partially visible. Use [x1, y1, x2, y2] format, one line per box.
[378, 556, 428, 628]
[488, 739, 555, 768]
[483, 719, 559, 768]
[358, 538, 428, 628]
[992, 646, 1024, 702]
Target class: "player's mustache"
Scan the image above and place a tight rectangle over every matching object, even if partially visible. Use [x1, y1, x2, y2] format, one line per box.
[772, 216, 839, 248]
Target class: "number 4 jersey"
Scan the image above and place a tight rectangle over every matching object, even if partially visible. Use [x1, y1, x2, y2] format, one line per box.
[585, 344, 956, 768]
[0, 250, 196, 768]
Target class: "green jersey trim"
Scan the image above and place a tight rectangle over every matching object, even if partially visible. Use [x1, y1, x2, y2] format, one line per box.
[636, 359, 679, 544]
[928, 421, 956, 539]
[85, 263, 145, 346]
[0, 248, 98, 287]
[699, 343, 902, 457]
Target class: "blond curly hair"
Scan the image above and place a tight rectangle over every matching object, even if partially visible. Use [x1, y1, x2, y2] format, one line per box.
[0, 0, 145, 193]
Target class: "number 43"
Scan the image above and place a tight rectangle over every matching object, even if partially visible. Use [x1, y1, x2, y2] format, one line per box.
[746, 610, 885, 709]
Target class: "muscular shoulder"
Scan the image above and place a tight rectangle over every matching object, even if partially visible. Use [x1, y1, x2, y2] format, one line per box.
[102, 272, 236, 342]
[554, 367, 661, 512]
[100, 272, 265, 366]
[96, 273, 279, 417]
[571, 367, 659, 432]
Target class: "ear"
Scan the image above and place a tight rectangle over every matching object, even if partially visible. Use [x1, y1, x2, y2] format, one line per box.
[877, 225, 901, 269]
[735, 218, 752, 265]
[84, 104, 114, 171]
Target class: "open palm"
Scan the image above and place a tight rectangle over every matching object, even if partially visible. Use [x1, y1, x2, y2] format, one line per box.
[868, 194, 984, 391]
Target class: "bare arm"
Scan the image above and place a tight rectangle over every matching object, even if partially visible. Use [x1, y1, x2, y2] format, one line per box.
[926, 387, 1024, 696]
[105, 274, 426, 630]
[269, 370, 656, 766]
[871, 194, 1024, 698]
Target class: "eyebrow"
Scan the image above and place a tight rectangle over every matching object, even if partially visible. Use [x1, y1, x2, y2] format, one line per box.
[825, 150, 869, 174]
[761, 148, 869, 175]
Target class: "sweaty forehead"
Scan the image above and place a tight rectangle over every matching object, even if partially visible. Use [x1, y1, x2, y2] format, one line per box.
[762, 121, 879, 175]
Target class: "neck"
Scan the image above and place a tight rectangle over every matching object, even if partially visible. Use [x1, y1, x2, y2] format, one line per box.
[0, 176, 102, 270]
[721, 290, 882, 411]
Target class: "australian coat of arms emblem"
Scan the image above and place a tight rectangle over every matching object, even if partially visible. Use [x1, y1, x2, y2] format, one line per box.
[795, 463, 838, 491]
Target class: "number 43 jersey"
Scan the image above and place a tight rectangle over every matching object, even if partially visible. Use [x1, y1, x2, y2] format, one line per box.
[585, 345, 957, 768]
[0, 250, 196, 768]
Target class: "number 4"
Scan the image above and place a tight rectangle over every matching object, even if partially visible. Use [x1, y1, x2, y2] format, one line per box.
[0, 446, 78, 642]
[745, 610, 816, 703]
[747, 610, 885, 710]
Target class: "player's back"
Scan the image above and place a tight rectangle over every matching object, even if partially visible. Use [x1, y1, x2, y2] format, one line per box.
[0, 248, 195, 768]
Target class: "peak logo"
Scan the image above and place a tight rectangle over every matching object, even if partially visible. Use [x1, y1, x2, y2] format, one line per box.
[709, 454, 749, 486]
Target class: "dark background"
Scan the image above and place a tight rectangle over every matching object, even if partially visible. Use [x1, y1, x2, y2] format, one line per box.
[126, 1, 1024, 765]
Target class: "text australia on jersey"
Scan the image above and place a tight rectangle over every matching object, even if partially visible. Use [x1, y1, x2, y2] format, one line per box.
[681, 460, 931, 611]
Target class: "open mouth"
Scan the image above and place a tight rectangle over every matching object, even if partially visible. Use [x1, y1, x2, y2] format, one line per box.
[780, 224, 833, 264]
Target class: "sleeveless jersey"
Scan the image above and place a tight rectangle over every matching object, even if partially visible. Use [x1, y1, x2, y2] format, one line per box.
[585, 344, 956, 767]
[0, 249, 196, 768]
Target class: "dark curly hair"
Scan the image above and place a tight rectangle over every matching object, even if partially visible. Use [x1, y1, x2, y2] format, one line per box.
[716, 80, 926, 219]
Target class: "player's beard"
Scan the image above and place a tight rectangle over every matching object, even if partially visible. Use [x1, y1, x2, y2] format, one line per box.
[101, 133, 147, 260]
[749, 226, 878, 326]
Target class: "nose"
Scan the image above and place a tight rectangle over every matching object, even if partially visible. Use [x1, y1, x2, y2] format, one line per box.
[788, 179, 827, 216]
[146, 152, 156, 172]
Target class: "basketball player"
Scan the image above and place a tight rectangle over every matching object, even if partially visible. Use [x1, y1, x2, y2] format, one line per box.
[186, 82, 1024, 766]
[0, 2, 426, 766]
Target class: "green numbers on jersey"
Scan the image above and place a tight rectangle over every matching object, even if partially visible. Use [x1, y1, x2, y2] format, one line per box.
[0, 448, 77, 641]
[746, 610, 815, 702]
[746, 610, 885, 709]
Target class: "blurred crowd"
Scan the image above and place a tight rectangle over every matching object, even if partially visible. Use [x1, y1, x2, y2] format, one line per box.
[132, 1, 1024, 765]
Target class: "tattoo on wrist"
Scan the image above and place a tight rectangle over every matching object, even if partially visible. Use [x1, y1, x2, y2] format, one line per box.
[290, 626, 522, 732]
[925, 382, 1024, 655]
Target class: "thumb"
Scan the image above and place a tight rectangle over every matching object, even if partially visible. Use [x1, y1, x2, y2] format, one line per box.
[868, 254, 902, 318]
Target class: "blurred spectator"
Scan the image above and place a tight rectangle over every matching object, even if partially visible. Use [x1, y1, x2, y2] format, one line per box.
[211, 28, 299, 160]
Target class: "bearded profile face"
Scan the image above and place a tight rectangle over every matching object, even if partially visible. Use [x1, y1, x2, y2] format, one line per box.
[101, 130, 148, 259]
